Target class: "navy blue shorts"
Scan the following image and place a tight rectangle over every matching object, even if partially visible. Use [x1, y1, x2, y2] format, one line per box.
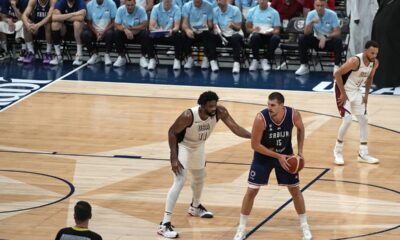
[248, 157, 299, 186]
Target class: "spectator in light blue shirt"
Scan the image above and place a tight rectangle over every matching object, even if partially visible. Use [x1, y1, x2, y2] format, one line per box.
[209, 0, 243, 73]
[295, 0, 342, 76]
[246, 0, 281, 71]
[149, 0, 183, 70]
[113, 0, 156, 70]
[181, 0, 214, 69]
[81, 0, 117, 65]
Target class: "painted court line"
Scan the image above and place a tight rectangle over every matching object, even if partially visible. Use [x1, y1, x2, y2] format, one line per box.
[0, 63, 88, 113]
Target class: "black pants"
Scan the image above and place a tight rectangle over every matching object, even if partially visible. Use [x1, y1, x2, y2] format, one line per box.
[182, 31, 214, 59]
[151, 31, 183, 60]
[298, 34, 343, 65]
[208, 33, 243, 62]
[80, 28, 114, 54]
[248, 33, 280, 61]
[114, 30, 154, 58]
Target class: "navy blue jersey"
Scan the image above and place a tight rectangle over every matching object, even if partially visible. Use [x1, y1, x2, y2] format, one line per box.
[0, 0, 28, 20]
[254, 106, 294, 160]
[55, 0, 86, 14]
[33, 0, 50, 20]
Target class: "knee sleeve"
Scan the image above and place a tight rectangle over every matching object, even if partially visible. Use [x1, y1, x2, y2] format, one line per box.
[356, 114, 368, 142]
[165, 169, 187, 213]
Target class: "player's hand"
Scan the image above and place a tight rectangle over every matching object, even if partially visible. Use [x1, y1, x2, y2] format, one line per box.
[319, 36, 326, 49]
[185, 29, 194, 39]
[312, 18, 319, 24]
[31, 24, 39, 33]
[10, 0, 17, 8]
[337, 93, 347, 106]
[171, 159, 184, 175]
[124, 28, 133, 40]
[96, 31, 104, 41]
[278, 154, 291, 172]
[297, 153, 304, 160]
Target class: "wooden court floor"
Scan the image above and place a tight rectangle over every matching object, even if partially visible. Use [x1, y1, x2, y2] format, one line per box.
[0, 81, 399, 240]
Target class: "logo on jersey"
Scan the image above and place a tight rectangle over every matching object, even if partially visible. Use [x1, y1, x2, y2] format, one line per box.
[0, 78, 54, 112]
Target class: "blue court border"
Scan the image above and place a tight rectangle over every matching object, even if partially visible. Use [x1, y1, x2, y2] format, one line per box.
[0, 169, 75, 214]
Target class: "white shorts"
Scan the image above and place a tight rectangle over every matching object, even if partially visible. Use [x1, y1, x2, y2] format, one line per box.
[178, 143, 205, 170]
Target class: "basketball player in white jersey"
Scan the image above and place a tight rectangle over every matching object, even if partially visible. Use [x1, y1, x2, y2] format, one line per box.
[158, 91, 252, 238]
[333, 40, 380, 165]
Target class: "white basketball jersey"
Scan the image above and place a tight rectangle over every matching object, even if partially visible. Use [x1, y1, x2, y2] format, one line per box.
[344, 53, 374, 93]
[180, 106, 218, 148]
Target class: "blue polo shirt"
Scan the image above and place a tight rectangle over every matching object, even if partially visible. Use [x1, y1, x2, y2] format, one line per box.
[55, 0, 86, 14]
[247, 5, 281, 29]
[0, 0, 28, 20]
[150, 2, 181, 30]
[182, 0, 213, 30]
[306, 9, 339, 35]
[213, 4, 242, 36]
[87, 0, 117, 31]
[115, 5, 147, 28]
[236, 0, 258, 18]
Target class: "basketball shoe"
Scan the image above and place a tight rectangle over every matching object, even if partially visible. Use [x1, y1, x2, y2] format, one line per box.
[188, 203, 213, 218]
[358, 145, 379, 164]
[333, 142, 344, 165]
[302, 223, 313, 240]
[157, 222, 179, 238]
[233, 226, 246, 240]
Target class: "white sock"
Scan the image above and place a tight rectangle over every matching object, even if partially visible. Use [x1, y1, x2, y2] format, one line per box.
[21, 43, 26, 50]
[359, 144, 368, 156]
[27, 42, 34, 53]
[299, 213, 308, 226]
[46, 43, 52, 53]
[335, 141, 343, 152]
[239, 213, 248, 228]
[77, 44, 82, 56]
[54, 45, 61, 56]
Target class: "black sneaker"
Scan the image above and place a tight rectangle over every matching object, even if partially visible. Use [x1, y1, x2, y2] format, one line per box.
[188, 203, 214, 218]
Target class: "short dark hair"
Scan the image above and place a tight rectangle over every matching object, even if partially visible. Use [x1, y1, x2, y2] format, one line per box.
[365, 40, 379, 49]
[74, 201, 92, 222]
[197, 91, 219, 106]
[268, 92, 285, 104]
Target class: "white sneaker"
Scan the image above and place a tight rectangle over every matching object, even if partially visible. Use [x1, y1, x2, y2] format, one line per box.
[113, 56, 126, 67]
[295, 64, 310, 75]
[261, 59, 271, 71]
[140, 56, 148, 68]
[104, 53, 112, 66]
[50, 55, 63, 65]
[173, 59, 181, 70]
[249, 59, 259, 71]
[201, 57, 210, 69]
[302, 224, 313, 240]
[334, 143, 344, 165]
[210, 60, 219, 72]
[73, 55, 83, 66]
[184, 57, 194, 69]
[233, 226, 246, 240]
[157, 222, 179, 239]
[333, 65, 340, 76]
[87, 54, 100, 65]
[188, 203, 213, 218]
[232, 62, 240, 74]
[147, 58, 156, 70]
[358, 153, 379, 164]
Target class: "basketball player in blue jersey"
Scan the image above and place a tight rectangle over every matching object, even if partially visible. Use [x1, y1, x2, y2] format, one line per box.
[234, 92, 312, 240]
[22, 0, 56, 64]
[333, 40, 380, 165]
[158, 91, 251, 238]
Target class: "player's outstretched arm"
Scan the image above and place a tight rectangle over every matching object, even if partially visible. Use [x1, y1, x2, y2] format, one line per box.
[293, 109, 305, 158]
[217, 105, 251, 139]
[168, 110, 192, 175]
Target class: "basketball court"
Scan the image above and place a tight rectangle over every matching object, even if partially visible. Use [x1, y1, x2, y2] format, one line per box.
[0, 61, 399, 239]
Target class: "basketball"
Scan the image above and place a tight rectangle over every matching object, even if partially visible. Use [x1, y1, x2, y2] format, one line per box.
[286, 155, 304, 174]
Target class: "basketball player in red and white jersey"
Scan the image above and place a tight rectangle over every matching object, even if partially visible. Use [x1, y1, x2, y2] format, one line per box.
[158, 91, 251, 238]
[333, 40, 380, 165]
